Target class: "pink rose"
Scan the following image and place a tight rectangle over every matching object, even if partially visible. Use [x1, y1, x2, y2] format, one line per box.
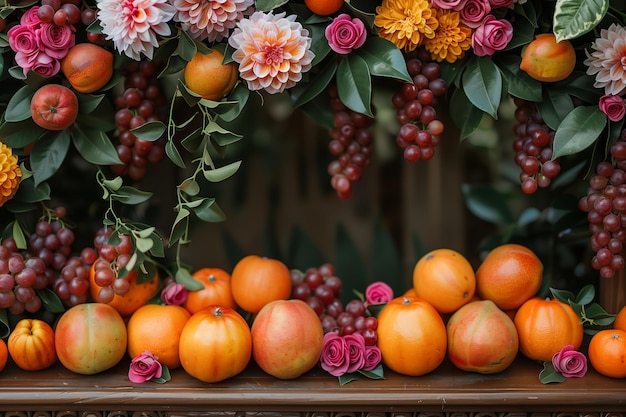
[599, 94, 626, 122]
[460, 0, 491, 28]
[128, 351, 163, 383]
[320, 332, 350, 376]
[8, 25, 39, 55]
[489, 0, 513, 8]
[471, 14, 513, 56]
[20, 7, 43, 27]
[552, 345, 587, 378]
[38, 23, 75, 59]
[431, 0, 468, 9]
[344, 333, 366, 373]
[161, 282, 188, 306]
[365, 281, 394, 305]
[28, 51, 60, 77]
[363, 345, 382, 371]
[325, 14, 367, 55]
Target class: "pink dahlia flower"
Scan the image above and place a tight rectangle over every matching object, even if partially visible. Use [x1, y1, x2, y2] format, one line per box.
[173, 0, 254, 42]
[228, 11, 315, 94]
[97, 0, 176, 60]
[584, 23, 626, 96]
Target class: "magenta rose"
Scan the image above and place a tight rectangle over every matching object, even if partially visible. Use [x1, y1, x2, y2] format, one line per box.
[8, 25, 39, 56]
[161, 282, 188, 306]
[471, 14, 513, 56]
[363, 345, 382, 371]
[320, 332, 350, 376]
[344, 333, 366, 373]
[325, 14, 367, 55]
[489, 0, 513, 8]
[431, 0, 468, 9]
[128, 351, 163, 383]
[28, 52, 60, 77]
[38, 23, 75, 59]
[364, 281, 394, 306]
[599, 94, 626, 122]
[460, 0, 491, 28]
[552, 345, 587, 378]
[20, 6, 43, 27]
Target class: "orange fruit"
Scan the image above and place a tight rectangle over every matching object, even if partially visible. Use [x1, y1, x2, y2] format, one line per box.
[183, 267, 237, 314]
[475, 243, 543, 311]
[514, 297, 583, 362]
[184, 49, 238, 100]
[304, 0, 343, 16]
[377, 296, 447, 376]
[8, 319, 57, 371]
[61, 43, 114, 93]
[0, 339, 7, 373]
[412, 248, 476, 314]
[520, 33, 576, 82]
[614, 305, 626, 332]
[127, 304, 191, 369]
[89, 265, 160, 317]
[588, 329, 626, 378]
[230, 255, 292, 314]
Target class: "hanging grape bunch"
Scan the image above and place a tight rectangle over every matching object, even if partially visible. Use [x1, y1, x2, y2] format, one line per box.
[110, 61, 168, 181]
[579, 129, 626, 279]
[326, 84, 375, 200]
[391, 48, 446, 162]
[512, 99, 561, 194]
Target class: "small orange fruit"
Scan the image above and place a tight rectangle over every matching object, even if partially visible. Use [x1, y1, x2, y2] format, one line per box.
[514, 297, 583, 362]
[614, 305, 626, 332]
[475, 243, 543, 311]
[304, 0, 344, 15]
[8, 319, 57, 371]
[413, 248, 476, 314]
[184, 49, 238, 100]
[377, 296, 447, 376]
[61, 43, 114, 93]
[127, 304, 191, 369]
[520, 33, 576, 82]
[0, 339, 7, 373]
[89, 265, 160, 317]
[183, 267, 237, 314]
[588, 329, 626, 378]
[230, 255, 292, 314]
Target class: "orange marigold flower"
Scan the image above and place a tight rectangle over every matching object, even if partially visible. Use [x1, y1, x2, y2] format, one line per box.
[374, 0, 439, 52]
[0, 142, 21, 207]
[424, 8, 472, 63]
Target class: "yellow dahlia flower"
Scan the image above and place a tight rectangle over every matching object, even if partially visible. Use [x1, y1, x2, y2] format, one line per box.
[0, 142, 21, 207]
[374, 0, 439, 52]
[424, 8, 472, 63]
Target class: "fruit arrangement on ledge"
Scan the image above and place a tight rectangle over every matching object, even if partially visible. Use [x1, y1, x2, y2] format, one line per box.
[0, 0, 624, 388]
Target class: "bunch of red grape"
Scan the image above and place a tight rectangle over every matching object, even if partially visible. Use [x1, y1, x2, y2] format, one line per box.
[110, 61, 167, 181]
[326, 84, 375, 200]
[512, 98, 560, 194]
[291, 264, 378, 346]
[90, 227, 134, 303]
[36, 0, 81, 26]
[391, 49, 446, 162]
[579, 130, 626, 279]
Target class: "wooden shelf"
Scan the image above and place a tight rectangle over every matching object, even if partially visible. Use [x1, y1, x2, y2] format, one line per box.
[0, 356, 624, 416]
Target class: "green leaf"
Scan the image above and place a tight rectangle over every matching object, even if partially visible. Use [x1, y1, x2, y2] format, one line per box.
[13, 176, 50, 203]
[135, 237, 154, 253]
[539, 362, 566, 384]
[462, 55, 502, 119]
[174, 268, 204, 291]
[37, 287, 65, 313]
[449, 88, 485, 138]
[575, 284, 595, 305]
[203, 160, 241, 182]
[291, 59, 337, 109]
[217, 83, 250, 122]
[550, 287, 576, 303]
[177, 30, 197, 62]
[553, 0, 609, 42]
[538, 88, 574, 131]
[0, 309, 9, 339]
[306, 21, 332, 66]
[12, 220, 27, 249]
[358, 364, 384, 380]
[131, 121, 166, 141]
[191, 198, 226, 223]
[0, 119, 45, 149]
[552, 106, 607, 159]
[338, 373, 361, 386]
[337, 54, 373, 117]
[165, 140, 186, 168]
[76, 92, 106, 114]
[462, 183, 514, 226]
[30, 130, 71, 186]
[72, 128, 122, 166]
[495, 55, 542, 102]
[255, 0, 289, 11]
[112, 186, 153, 205]
[355, 37, 412, 82]
[150, 364, 171, 384]
[4, 85, 34, 122]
